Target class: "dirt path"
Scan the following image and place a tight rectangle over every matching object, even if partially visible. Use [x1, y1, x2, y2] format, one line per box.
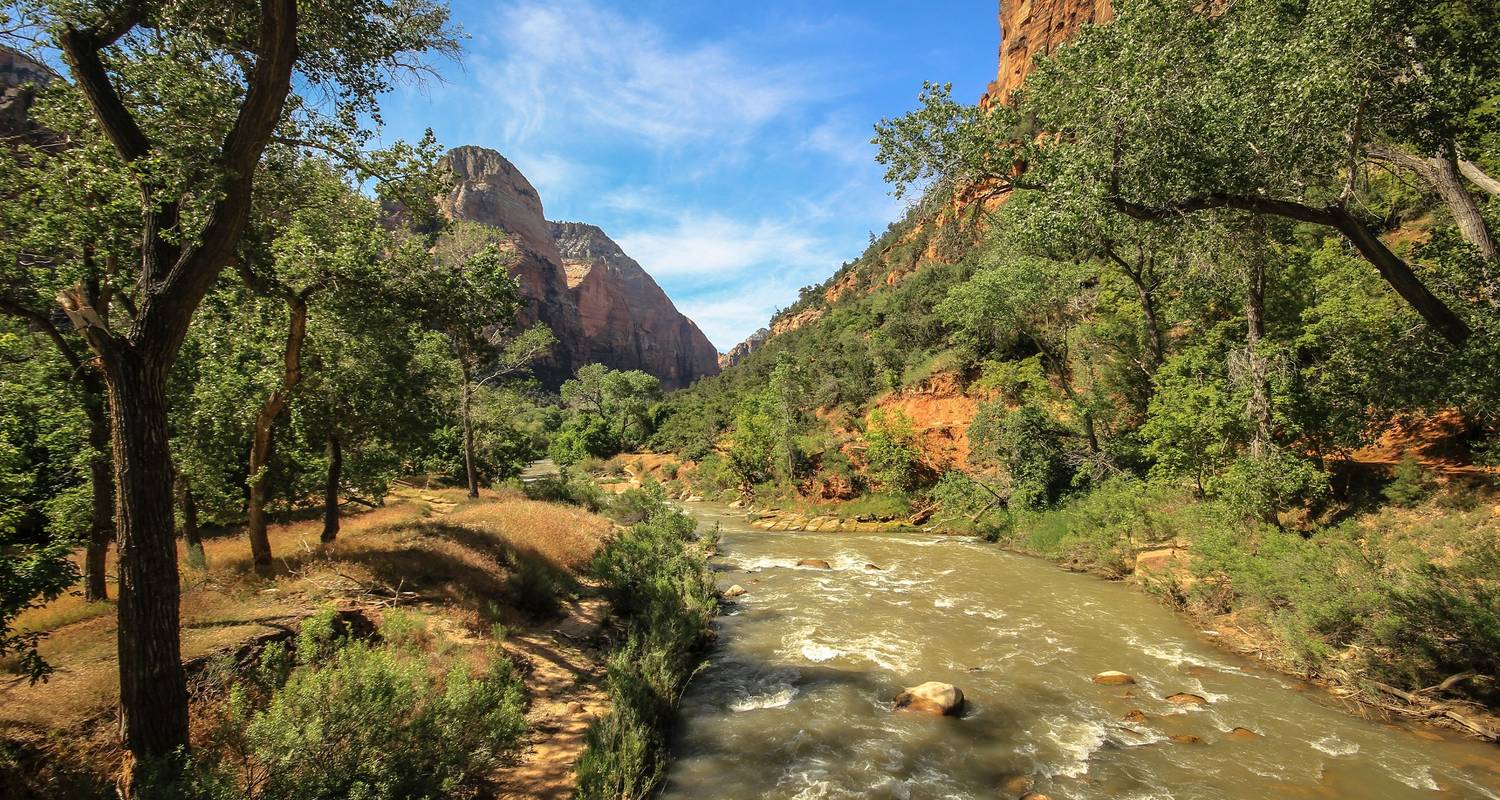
[491, 595, 612, 799]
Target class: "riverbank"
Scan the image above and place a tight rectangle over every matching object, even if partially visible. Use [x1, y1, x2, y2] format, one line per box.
[660, 497, 1500, 799]
[607, 452, 1499, 743]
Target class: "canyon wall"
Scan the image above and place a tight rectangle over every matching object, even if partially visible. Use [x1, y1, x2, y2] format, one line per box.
[551, 221, 720, 389]
[439, 146, 719, 390]
[984, 0, 1112, 107]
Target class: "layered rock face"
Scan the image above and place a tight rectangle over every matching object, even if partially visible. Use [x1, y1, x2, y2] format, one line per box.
[551, 221, 719, 389]
[1, 47, 59, 148]
[438, 146, 719, 389]
[719, 327, 768, 370]
[983, 0, 1112, 107]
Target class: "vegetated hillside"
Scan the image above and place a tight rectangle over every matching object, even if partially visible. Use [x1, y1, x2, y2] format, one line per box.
[650, 0, 1500, 732]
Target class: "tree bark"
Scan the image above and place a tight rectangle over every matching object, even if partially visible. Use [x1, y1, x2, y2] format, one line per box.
[82, 378, 113, 603]
[56, 2, 300, 790]
[246, 295, 308, 574]
[176, 474, 201, 551]
[461, 364, 479, 498]
[1431, 145, 1497, 262]
[100, 350, 189, 784]
[321, 434, 341, 543]
[1458, 159, 1500, 198]
[1372, 144, 1497, 262]
[1244, 259, 1272, 460]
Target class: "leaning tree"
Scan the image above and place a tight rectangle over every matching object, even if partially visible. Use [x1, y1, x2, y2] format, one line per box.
[2, 0, 455, 789]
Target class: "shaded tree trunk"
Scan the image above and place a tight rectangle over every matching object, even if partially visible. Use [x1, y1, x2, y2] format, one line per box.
[177, 474, 201, 551]
[321, 434, 341, 543]
[82, 376, 113, 603]
[460, 365, 479, 498]
[246, 295, 308, 574]
[100, 351, 189, 783]
[1244, 259, 1272, 460]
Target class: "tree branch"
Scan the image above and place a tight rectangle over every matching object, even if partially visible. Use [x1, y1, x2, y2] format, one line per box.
[1458, 159, 1500, 199]
[1108, 192, 1471, 345]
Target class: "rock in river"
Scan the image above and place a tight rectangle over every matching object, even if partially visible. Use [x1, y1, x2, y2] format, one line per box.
[722, 584, 747, 599]
[1166, 692, 1209, 706]
[893, 682, 965, 716]
[1093, 670, 1136, 685]
[797, 558, 832, 570]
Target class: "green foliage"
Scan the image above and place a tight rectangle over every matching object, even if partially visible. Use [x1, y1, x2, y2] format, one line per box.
[577, 501, 715, 800]
[204, 634, 525, 800]
[973, 403, 1076, 511]
[558, 364, 662, 458]
[862, 408, 922, 493]
[1383, 455, 1433, 507]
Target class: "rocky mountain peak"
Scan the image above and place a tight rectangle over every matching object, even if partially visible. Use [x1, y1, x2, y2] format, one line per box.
[438, 146, 718, 390]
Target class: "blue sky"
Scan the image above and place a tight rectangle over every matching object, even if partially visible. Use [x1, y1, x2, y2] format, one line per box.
[377, 0, 998, 351]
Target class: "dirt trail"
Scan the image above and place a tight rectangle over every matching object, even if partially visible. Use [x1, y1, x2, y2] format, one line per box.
[491, 595, 611, 799]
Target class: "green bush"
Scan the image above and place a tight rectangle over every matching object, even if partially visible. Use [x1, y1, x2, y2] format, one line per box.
[1382, 455, 1432, 507]
[202, 611, 526, 800]
[863, 408, 922, 493]
[576, 502, 715, 800]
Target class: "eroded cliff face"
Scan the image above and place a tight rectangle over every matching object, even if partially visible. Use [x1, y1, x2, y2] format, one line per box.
[551, 221, 719, 390]
[438, 146, 718, 389]
[984, 0, 1112, 107]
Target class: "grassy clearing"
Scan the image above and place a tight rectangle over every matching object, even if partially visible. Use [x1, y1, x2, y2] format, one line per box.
[0, 486, 612, 798]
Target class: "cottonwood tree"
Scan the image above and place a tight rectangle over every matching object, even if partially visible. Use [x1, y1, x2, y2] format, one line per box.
[559, 363, 662, 457]
[402, 221, 524, 497]
[877, 0, 1498, 346]
[235, 155, 388, 572]
[1, 1, 456, 788]
[0, 73, 138, 604]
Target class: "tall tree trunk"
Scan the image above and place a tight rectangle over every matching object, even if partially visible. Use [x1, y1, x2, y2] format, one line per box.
[1134, 277, 1164, 370]
[101, 351, 189, 785]
[460, 365, 479, 498]
[82, 377, 113, 603]
[246, 295, 308, 574]
[1244, 260, 1272, 460]
[177, 474, 201, 550]
[321, 434, 341, 543]
[1432, 143, 1497, 262]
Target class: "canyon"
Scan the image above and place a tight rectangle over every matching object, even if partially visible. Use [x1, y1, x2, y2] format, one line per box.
[439, 146, 720, 390]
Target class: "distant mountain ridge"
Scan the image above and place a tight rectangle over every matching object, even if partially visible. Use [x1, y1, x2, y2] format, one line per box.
[438, 146, 719, 389]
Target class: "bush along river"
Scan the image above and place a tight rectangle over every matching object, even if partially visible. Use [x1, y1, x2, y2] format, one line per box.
[659, 501, 1500, 799]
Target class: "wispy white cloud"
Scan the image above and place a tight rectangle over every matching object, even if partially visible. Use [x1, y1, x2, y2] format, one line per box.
[614, 212, 840, 280]
[471, 0, 820, 148]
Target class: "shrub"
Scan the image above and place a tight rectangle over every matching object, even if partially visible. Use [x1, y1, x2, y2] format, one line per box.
[863, 408, 922, 493]
[1382, 455, 1432, 507]
[203, 626, 526, 800]
[576, 502, 715, 800]
[508, 553, 563, 619]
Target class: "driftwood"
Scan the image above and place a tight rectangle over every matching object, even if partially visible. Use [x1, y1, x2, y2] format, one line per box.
[1369, 679, 1497, 741]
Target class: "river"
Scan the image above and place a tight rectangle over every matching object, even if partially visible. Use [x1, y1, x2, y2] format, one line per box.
[659, 500, 1500, 800]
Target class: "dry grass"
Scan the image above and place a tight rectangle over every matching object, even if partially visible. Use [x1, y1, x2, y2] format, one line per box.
[0, 485, 613, 792]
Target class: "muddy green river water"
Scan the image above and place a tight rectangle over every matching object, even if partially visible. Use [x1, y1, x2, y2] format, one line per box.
[659, 501, 1500, 800]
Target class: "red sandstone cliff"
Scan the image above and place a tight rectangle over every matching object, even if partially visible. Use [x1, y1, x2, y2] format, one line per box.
[984, 0, 1112, 107]
[551, 221, 720, 390]
[439, 146, 718, 390]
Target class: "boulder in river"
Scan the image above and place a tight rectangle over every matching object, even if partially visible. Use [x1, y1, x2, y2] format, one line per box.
[1166, 692, 1208, 706]
[893, 682, 965, 716]
[864, 563, 883, 571]
[1225, 726, 1259, 740]
[1123, 709, 1148, 723]
[797, 558, 832, 570]
[1000, 775, 1034, 796]
[1169, 734, 1203, 745]
[1093, 670, 1136, 685]
[722, 584, 747, 599]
